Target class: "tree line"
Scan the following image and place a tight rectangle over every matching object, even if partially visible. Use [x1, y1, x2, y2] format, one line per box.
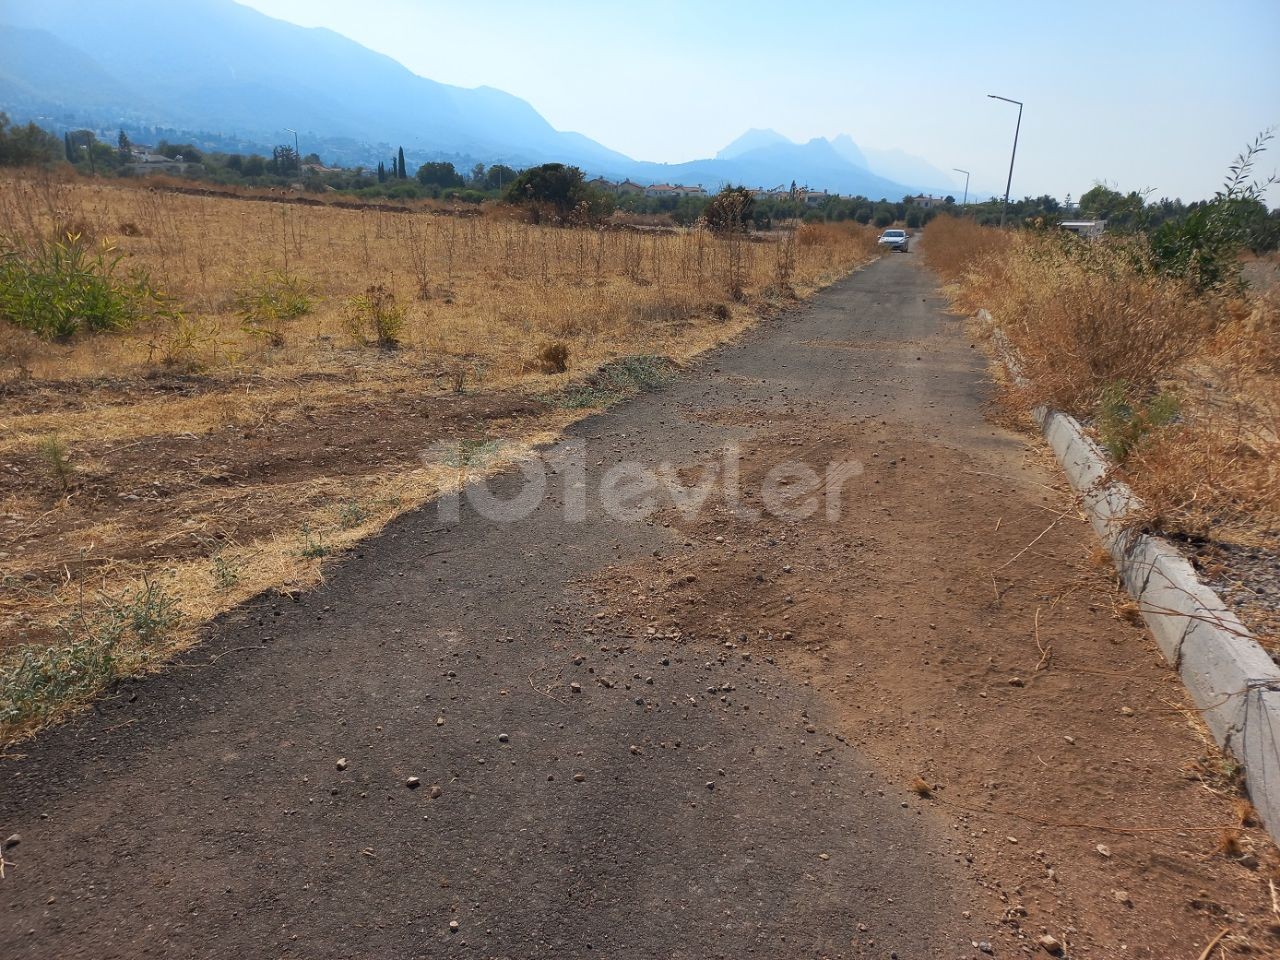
[1, 113, 1274, 250]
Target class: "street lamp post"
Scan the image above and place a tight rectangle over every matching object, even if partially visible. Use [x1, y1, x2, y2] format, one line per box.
[987, 94, 1023, 228]
[952, 168, 970, 206]
[285, 127, 300, 175]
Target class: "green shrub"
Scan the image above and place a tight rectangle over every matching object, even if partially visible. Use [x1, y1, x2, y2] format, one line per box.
[0, 232, 170, 338]
[344, 284, 405, 347]
[1097, 381, 1180, 461]
[0, 577, 182, 734]
[233, 271, 313, 346]
[36, 434, 73, 493]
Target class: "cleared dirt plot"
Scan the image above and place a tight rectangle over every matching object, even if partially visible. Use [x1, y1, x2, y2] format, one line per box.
[0, 171, 877, 740]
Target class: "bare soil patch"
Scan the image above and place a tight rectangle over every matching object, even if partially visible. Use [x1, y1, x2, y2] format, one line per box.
[589, 417, 1280, 958]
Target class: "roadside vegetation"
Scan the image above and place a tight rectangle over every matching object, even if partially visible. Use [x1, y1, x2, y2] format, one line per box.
[0, 168, 879, 743]
[925, 136, 1278, 645]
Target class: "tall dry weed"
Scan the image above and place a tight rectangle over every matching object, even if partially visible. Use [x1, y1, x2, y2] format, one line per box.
[927, 214, 1279, 551]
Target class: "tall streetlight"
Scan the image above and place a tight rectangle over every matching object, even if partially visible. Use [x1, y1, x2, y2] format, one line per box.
[987, 94, 1022, 228]
[284, 127, 300, 174]
[952, 167, 970, 206]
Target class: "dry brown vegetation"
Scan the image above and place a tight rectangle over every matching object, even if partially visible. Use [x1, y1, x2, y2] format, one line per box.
[924, 214, 1279, 640]
[0, 169, 879, 740]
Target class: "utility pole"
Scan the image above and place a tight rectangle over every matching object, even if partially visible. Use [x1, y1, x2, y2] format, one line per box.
[952, 168, 970, 206]
[987, 94, 1023, 228]
[285, 127, 300, 175]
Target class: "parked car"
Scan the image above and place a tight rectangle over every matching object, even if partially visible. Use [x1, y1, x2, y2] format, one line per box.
[877, 228, 909, 252]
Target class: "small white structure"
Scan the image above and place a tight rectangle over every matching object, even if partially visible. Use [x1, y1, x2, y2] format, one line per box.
[1059, 219, 1106, 240]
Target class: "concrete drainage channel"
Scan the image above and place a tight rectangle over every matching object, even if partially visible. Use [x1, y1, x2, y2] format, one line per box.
[977, 309, 1280, 841]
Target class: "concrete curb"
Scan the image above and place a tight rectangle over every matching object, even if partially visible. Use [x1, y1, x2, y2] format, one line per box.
[978, 310, 1280, 840]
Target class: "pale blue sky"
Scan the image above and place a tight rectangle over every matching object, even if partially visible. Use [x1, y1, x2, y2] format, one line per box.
[237, 0, 1279, 201]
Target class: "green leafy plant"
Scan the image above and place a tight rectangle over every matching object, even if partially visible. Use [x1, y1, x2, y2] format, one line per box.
[36, 434, 74, 493]
[234, 271, 314, 346]
[344, 284, 405, 347]
[0, 577, 182, 735]
[1096, 381, 1181, 461]
[211, 553, 240, 590]
[300, 523, 328, 558]
[0, 232, 170, 338]
[338, 498, 370, 529]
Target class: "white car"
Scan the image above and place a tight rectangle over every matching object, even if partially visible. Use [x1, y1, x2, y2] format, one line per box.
[877, 228, 909, 252]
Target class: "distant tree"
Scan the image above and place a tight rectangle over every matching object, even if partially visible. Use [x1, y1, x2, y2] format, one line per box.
[416, 161, 464, 189]
[117, 129, 132, 163]
[157, 141, 203, 163]
[397, 147, 406, 179]
[944, 195, 956, 205]
[872, 204, 895, 228]
[1079, 183, 1146, 230]
[64, 131, 73, 164]
[270, 144, 300, 176]
[243, 154, 267, 177]
[225, 153, 244, 173]
[484, 164, 517, 191]
[0, 113, 62, 167]
[703, 185, 755, 234]
[470, 162, 485, 184]
[66, 129, 98, 172]
[504, 162, 587, 221]
[302, 152, 322, 166]
[377, 161, 386, 183]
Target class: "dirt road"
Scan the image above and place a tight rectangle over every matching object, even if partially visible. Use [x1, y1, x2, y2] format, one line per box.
[2, 251, 1275, 959]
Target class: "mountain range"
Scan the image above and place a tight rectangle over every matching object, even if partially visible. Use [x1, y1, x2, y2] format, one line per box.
[0, 0, 960, 199]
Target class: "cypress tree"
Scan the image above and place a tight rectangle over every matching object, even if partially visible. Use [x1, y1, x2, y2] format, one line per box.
[377, 161, 386, 183]
[64, 132, 73, 164]
[397, 147, 406, 179]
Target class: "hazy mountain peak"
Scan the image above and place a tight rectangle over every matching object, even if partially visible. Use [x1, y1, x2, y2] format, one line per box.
[716, 128, 793, 160]
[829, 134, 868, 169]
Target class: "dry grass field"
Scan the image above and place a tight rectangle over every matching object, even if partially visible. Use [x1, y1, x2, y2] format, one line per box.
[924, 215, 1280, 644]
[0, 171, 879, 741]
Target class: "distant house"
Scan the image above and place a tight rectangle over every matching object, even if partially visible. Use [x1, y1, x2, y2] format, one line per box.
[1059, 219, 1106, 240]
[909, 194, 945, 209]
[126, 148, 193, 175]
[643, 183, 707, 199]
[587, 176, 616, 193]
[803, 189, 830, 207]
[616, 180, 646, 196]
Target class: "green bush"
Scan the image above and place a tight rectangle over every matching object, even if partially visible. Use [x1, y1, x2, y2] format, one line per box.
[344, 284, 405, 347]
[0, 232, 170, 338]
[1097, 381, 1180, 461]
[0, 577, 181, 734]
[233, 271, 314, 346]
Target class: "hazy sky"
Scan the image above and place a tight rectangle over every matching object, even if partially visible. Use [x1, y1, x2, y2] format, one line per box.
[237, 0, 1279, 201]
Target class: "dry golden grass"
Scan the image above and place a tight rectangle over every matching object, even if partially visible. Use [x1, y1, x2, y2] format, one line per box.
[0, 169, 879, 741]
[925, 213, 1278, 570]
